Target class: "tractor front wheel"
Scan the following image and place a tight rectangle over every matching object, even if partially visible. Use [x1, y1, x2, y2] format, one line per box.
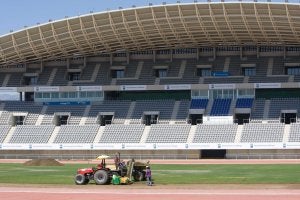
[94, 170, 109, 185]
[74, 174, 89, 185]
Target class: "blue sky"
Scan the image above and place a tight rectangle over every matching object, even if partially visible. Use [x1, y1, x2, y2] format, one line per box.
[0, 0, 196, 36]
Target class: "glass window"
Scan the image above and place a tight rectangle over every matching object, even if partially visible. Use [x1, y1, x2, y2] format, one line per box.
[79, 91, 87, 98]
[87, 91, 95, 98]
[43, 92, 50, 98]
[69, 92, 77, 98]
[196, 68, 211, 77]
[155, 69, 167, 77]
[60, 92, 68, 98]
[35, 93, 42, 98]
[51, 92, 59, 98]
[116, 70, 124, 78]
[287, 67, 300, 75]
[243, 67, 256, 76]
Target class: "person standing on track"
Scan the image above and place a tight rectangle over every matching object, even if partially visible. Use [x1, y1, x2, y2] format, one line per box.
[145, 166, 152, 186]
[114, 152, 120, 170]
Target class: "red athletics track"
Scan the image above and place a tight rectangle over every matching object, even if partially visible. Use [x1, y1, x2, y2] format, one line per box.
[1, 159, 300, 200]
[1, 185, 300, 200]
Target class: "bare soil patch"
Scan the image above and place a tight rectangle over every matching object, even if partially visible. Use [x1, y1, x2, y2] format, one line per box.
[23, 158, 64, 166]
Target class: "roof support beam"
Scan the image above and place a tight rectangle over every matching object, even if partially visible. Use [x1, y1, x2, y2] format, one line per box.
[240, 3, 256, 44]
[254, 3, 268, 45]
[164, 6, 179, 47]
[267, 3, 283, 44]
[50, 23, 68, 57]
[11, 34, 23, 62]
[25, 29, 41, 60]
[194, 4, 213, 45]
[134, 9, 154, 50]
[222, 3, 239, 44]
[177, 4, 197, 46]
[78, 17, 95, 54]
[91, 14, 111, 53]
[66, 19, 84, 55]
[108, 12, 127, 51]
[150, 6, 171, 48]
[285, 4, 299, 42]
[121, 10, 139, 50]
[208, 3, 224, 44]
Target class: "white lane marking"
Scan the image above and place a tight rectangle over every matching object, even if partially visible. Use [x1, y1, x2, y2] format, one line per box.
[1, 190, 300, 196]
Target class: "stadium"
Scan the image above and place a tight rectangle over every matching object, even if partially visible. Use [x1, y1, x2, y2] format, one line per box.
[1, 0, 300, 161]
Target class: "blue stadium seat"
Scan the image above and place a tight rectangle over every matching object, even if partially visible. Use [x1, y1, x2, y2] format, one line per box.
[236, 98, 254, 108]
[190, 99, 209, 109]
[210, 99, 231, 116]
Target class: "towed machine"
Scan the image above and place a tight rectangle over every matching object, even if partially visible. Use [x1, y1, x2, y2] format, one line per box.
[74, 155, 148, 185]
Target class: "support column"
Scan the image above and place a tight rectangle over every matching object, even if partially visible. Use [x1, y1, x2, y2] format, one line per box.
[67, 58, 70, 69]
[213, 47, 216, 60]
[283, 46, 286, 59]
[196, 48, 199, 61]
[110, 53, 113, 65]
[257, 46, 260, 58]
[240, 46, 243, 60]
[126, 51, 130, 65]
[40, 61, 44, 73]
[153, 50, 156, 63]
[83, 56, 87, 68]
[170, 49, 173, 62]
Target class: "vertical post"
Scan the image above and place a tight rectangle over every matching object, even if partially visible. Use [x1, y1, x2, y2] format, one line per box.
[240, 46, 243, 60]
[126, 51, 130, 65]
[110, 53, 113, 65]
[170, 49, 173, 62]
[213, 46, 216, 60]
[40, 61, 44, 73]
[153, 50, 156, 63]
[67, 58, 70, 69]
[83, 56, 87, 68]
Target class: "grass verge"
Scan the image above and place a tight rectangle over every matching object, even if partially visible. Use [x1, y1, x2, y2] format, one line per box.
[0, 163, 299, 185]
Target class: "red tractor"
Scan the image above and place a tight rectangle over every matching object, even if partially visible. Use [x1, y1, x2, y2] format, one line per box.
[74, 155, 147, 185]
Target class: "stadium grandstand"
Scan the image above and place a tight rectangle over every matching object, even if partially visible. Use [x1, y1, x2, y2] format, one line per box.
[1, 0, 300, 159]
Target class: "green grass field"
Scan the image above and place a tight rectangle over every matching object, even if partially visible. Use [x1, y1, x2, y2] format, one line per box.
[0, 163, 299, 185]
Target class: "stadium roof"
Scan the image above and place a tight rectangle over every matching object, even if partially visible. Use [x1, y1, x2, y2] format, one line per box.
[0, 2, 300, 66]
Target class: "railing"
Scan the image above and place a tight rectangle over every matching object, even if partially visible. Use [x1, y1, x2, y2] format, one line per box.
[226, 153, 300, 159]
[0, 153, 197, 160]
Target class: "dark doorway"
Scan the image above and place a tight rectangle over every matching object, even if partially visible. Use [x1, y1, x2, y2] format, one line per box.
[25, 92, 34, 101]
[188, 114, 203, 125]
[201, 150, 226, 159]
[11, 115, 26, 126]
[53, 114, 69, 126]
[281, 112, 297, 124]
[68, 72, 81, 81]
[99, 115, 113, 126]
[143, 114, 158, 126]
[235, 113, 250, 125]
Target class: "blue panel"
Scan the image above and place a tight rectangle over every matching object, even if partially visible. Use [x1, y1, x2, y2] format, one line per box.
[43, 101, 90, 106]
[212, 71, 229, 77]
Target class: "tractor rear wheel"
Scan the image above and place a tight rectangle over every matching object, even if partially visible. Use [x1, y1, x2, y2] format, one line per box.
[74, 174, 89, 185]
[94, 170, 109, 185]
[134, 171, 145, 181]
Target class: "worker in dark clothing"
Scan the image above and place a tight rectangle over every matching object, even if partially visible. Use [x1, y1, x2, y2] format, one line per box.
[145, 166, 152, 186]
[114, 152, 120, 170]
